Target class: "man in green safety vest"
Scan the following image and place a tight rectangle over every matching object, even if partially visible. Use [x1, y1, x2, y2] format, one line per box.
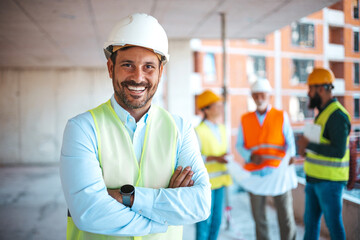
[297, 68, 351, 240]
[60, 13, 211, 240]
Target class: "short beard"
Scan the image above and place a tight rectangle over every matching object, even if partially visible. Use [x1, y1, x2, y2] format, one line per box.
[115, 88, 155, 110]
[308, 92, 322, 110]
[114, 79, 157, 110]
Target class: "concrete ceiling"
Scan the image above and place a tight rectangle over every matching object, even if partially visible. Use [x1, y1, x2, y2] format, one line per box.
[0, 0, 338, 67]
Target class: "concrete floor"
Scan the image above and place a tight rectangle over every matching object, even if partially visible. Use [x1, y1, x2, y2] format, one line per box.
[0, 165, 316, 240]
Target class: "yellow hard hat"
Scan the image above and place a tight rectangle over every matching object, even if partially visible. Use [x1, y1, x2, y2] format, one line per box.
[196, 90, 222, 109]
[307, 68, 335, 86]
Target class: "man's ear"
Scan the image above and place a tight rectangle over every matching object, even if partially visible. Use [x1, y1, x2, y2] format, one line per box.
[158, 63, 164, 80]
[107, 59, 114, 79]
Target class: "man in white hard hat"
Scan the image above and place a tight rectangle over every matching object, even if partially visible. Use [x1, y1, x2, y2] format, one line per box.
[236, 79, 298, 240]
[60, 13, 211, 240]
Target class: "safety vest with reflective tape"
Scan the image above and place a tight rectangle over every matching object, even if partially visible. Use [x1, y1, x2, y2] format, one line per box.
[195, 122, 233, 190]
[304, 101, 350, 181]
[241, 108, 286, 172]
[67, 100, 182, 240]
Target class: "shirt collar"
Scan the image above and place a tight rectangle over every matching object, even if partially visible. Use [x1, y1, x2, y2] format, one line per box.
[110, 94, 150, 125]
[204, 119, 219, 128]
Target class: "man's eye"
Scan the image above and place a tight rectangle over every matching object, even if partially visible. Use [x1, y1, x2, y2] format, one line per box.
[145, 65, 155, 69]
[121, 63, 132, 67]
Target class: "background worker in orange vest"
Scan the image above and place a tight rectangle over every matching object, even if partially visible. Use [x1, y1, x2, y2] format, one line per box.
[297, 68, 351, 240]
[195, 90, 233, 240]
[236, 79, 297, 240]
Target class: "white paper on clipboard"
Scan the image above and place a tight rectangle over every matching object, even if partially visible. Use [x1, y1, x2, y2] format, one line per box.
[303, 123, 321, 144]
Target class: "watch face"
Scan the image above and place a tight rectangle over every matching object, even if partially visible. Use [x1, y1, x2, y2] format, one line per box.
[121, 184, 134, 194]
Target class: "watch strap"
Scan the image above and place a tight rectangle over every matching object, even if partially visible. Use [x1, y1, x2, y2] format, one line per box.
[122, 194, 131, 207]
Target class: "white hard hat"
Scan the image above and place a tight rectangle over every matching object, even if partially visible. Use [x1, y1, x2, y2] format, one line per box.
[104, 13, 169, 64]
[250, 79, 272, 93]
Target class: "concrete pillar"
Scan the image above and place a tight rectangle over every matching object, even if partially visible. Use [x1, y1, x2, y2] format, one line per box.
[274, 30, 282, 109]
[323, 9, 329, 68]
[166, 40, 194, 121]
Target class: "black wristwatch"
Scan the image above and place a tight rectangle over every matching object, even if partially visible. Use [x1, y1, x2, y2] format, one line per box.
[120, 184, 135, 207]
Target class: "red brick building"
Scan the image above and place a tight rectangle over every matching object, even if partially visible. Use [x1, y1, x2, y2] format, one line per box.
[193, 0, 360, 165]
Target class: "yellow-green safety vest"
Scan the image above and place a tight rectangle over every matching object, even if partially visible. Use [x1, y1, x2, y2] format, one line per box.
[304, 101, 351, 181]
[195, 122, 233, 190]
[67, 100, 182, 240]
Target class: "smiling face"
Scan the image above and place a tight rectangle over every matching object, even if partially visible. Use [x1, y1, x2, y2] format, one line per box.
[107, 46, 163, 113]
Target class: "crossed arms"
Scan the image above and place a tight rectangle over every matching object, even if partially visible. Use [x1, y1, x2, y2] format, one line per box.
[60, 113, 211, 236]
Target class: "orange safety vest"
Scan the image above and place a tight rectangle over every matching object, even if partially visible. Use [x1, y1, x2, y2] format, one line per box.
[241, 108, 286, 171]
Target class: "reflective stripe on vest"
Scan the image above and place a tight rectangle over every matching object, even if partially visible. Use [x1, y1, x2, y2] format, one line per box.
[241, 108, 286, 171]
[248, 144, 286, 152]
[304, 101, 350, 181]
[67, 100, 182, 240]
[195, 122, 233, 190]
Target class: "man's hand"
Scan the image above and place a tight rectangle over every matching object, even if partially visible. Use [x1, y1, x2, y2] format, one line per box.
[168, 166, 194, 188]
[297, 135, 309, 157]
[289, 156, 296, 165]
[250, 154, 263, 165]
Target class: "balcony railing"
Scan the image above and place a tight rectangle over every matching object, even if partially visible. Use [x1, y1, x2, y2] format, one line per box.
[324, 8, 344, 26]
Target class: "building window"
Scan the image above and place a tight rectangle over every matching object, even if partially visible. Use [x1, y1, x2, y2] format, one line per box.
[354, 0, 359, 19]
[355, 129, 360, 151]
[291, 22, 315, 47]
[289, 96, 314, 122]
[354, 97, 360, 118]
[355, 31, 359, 52]
[355, 62, 360, 85]
[291, 59, 314, 84]
[247, 56, 266, 84]
[203, 53, 216, 83]
[248, 38, 266, 44]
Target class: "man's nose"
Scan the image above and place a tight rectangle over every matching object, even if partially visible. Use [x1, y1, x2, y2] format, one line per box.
[133, 67, 145, 82]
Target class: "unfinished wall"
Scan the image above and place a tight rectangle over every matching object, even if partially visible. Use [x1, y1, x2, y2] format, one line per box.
[0, 68, 112, 164]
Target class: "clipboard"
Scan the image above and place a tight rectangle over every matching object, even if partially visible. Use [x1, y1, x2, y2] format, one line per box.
[303, 123, 321, 144]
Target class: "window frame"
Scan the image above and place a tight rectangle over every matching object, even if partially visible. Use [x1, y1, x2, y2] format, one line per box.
[291, 59, 314, 85]
[354, 31, 359, 53]
[354, 0, 359, 19]
[203, 52, 217, 83]
[354, 97, 360, 119]
[291, 22, 315, 48]
[246, 55, 267, 83]
[354, 96, 360, 119]
[354, 62, 360, 86]
[289, 96, 314, 122]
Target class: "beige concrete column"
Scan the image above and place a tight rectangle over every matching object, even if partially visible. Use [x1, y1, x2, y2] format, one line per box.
[166, 40, 194, 122]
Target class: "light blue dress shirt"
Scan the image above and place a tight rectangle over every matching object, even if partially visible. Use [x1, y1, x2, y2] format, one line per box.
[60, 95, 211, 237]
[236, 106, 296, 176]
